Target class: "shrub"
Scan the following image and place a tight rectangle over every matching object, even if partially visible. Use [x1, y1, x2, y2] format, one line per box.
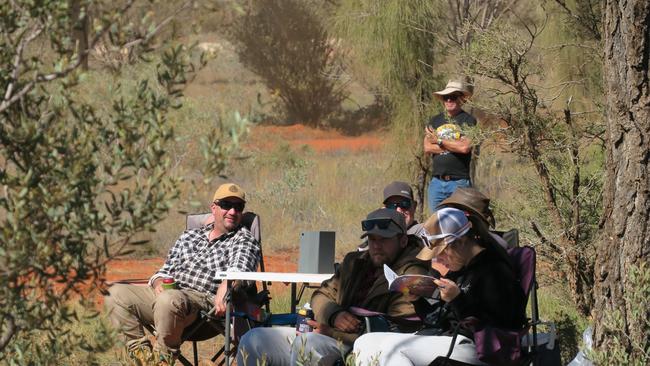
[229, 0, 348, 127]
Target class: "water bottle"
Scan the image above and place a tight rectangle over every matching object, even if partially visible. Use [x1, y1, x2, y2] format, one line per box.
[295, 303, 314, 334]
[161, 277, 177, 290]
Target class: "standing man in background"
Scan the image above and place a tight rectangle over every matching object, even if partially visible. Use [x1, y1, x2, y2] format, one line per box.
[423, 79, 476, 213]
[237, 208, 429, 366]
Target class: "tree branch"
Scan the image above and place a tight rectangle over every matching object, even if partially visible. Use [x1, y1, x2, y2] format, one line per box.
[564, 102, 581, 244]
[0, 314, 16, 352]
[0, 0, 137, 115]
[530, 220, 563, 253]
[122, 0, 194, 50]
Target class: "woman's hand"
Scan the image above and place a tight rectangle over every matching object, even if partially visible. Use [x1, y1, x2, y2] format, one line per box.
[433, 278, 460, 302]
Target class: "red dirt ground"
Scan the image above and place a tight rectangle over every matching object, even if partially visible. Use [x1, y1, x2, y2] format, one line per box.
[104, 252, 298, 284]
[97, 252, 300, 307]
[246, 124, 384, 153]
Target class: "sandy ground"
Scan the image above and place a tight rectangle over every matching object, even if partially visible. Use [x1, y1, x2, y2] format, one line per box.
[246, 124, 384, 153]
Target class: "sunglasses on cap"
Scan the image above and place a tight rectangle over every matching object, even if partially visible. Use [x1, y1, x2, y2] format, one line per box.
[214, 200, 245, 212]
[361, 218, 404, 233]
[385, 200, 412, 210]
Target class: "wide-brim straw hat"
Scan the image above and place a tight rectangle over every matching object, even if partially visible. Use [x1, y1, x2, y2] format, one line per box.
[433, 79, 474, 100]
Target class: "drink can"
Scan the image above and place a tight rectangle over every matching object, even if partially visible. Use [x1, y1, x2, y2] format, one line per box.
[161, 277, 177, 290]
[295, 306, 314, 334]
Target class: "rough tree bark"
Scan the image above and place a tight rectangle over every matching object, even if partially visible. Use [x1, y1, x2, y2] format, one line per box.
[593, 0, 650, 352]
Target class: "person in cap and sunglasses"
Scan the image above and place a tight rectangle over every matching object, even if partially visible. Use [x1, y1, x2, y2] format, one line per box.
[237, 208, 429, 366]
[105, 183, 261, 363]
[358, 181, 427, 251]
[353, 208, 525, 365]
[424, 78, 477, 213]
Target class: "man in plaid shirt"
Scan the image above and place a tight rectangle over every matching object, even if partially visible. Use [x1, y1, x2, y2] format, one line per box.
[105, 183, 261, 362]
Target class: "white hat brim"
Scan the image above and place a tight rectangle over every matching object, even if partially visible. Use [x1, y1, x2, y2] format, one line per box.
[433, 87, 472, 99]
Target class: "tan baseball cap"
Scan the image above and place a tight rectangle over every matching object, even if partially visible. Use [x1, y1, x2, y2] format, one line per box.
[212, 183, 246, 202]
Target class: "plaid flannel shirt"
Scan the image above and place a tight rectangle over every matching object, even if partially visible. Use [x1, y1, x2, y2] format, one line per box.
[149, 223, 261, 295]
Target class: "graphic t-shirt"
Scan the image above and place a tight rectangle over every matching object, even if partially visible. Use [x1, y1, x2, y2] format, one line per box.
[426, 110, 477, 178]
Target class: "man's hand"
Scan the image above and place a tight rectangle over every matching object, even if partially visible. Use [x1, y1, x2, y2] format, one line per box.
[423, 127, 445, 154]
[152, 278, 164, 295]
[332, 311, 361, 333]
[433, 278, 461, 302]
[425, 126, 438, 143]
[213, 281, 228, 316]
[308, 319, 333, 337]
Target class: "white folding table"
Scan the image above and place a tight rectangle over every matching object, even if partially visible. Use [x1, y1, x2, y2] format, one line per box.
[216, 271, 333, 365]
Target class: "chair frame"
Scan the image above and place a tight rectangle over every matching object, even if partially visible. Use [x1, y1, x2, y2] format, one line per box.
[430, 231, 554, 366]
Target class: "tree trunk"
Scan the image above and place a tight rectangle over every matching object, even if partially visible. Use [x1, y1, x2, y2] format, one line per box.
[593, 0, 650, 353]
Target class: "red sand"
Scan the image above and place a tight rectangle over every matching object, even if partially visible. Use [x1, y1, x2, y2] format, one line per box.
[246, 124, 383, 153]
[104, 252, 298, 284]
[95, 252, 299, 307]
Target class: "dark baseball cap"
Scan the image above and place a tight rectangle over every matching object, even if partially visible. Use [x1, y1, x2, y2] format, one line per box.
[360, 208, 407, 238]
[382, 181, 413, 203]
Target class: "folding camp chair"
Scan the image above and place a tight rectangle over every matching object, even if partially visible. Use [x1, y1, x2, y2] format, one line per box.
[119, 212, 267, 366]
[430, 240, 559, 366]
[175, 211, 269, 366]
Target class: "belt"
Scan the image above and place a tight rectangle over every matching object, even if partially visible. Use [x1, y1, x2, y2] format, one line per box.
[434, 175, 465, 181]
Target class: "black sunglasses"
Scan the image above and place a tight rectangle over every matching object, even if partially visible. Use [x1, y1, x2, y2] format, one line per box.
[361, 218, 404, 233]
[442, 94, 461, 102]
[385, 200, 412, 210]
[215, 200, 245, 212]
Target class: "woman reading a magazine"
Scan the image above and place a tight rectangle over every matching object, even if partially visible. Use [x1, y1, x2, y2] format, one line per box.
[353, 207, 526, 365]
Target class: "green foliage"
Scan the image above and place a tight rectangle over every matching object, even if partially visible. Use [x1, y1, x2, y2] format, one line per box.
[0, 0, 236, 362]
[590, 262, 650, 366]
[536, 285, 590, 363]
[5, 304, 117, 365]
[229, 0, 348, 127]
[550, 0, 602, 41]
[333, 0, 440, 103]
[331, 0, 444, 219]
[462, 20, 604, 314]
[332, 0, 441, 132]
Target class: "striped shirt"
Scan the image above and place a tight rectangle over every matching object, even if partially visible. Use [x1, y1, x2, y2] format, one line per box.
[149, 223, 261, 294]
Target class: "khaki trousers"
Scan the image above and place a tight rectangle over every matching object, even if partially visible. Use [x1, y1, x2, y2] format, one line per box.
[104, 283, 220, 354]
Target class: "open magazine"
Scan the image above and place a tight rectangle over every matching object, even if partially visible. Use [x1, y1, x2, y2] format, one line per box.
[383, 264, 439, 294]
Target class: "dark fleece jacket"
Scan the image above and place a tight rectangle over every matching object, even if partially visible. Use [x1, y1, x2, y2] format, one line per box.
[310, 237, 430, 345]
[414, 247, 526, 339]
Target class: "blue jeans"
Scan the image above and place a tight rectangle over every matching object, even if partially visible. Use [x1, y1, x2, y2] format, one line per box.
[428, 177, 471, 213]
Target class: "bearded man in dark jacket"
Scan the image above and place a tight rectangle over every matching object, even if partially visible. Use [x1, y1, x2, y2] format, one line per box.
[237, 208, 430, 366]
